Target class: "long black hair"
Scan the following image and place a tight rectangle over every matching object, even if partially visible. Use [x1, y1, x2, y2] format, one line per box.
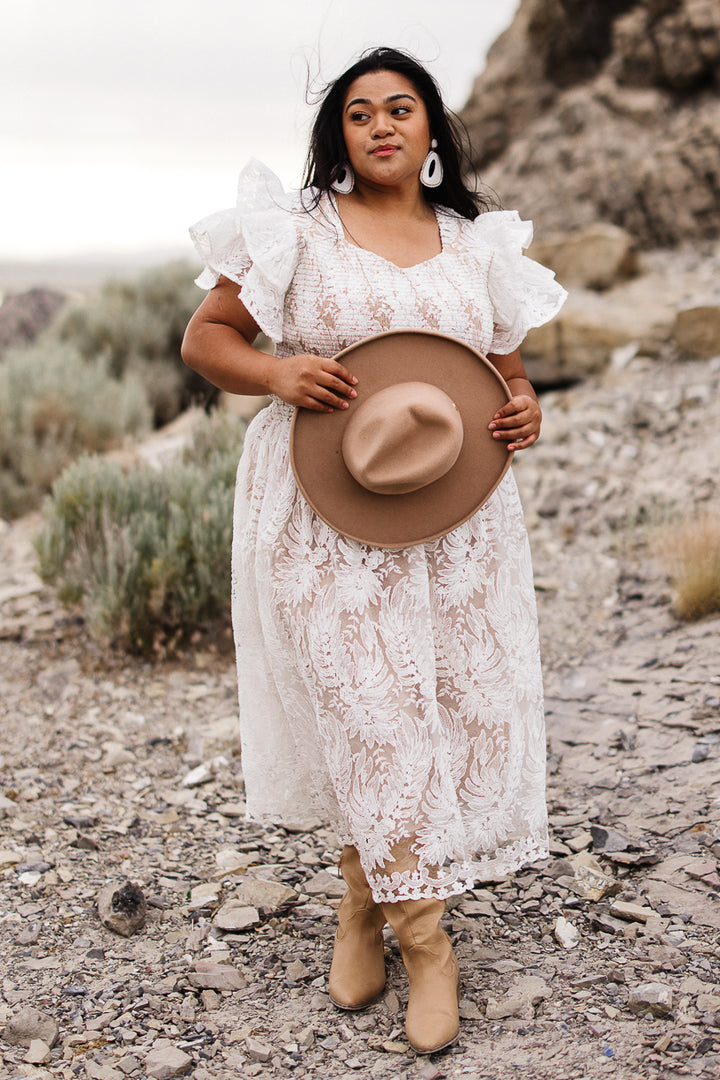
[302, 47, 494, 221]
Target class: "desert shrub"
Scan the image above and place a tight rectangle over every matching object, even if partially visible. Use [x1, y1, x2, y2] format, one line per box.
[654, 511, 720, 621]
[56, 260, 211, 424]
[35, 411, 246, 653]
[0, 339, 150, 519]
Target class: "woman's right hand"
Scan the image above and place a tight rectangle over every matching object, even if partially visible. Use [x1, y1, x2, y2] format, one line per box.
[269, 354, 358, 412]
[182, 278, 358, 410]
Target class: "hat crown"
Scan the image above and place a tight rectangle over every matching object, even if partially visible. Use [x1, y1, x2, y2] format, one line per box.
[290, 329, 513, 549]
[342, 381, 464, 495]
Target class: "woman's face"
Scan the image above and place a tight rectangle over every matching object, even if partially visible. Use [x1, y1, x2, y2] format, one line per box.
[341, 70, 432, 190]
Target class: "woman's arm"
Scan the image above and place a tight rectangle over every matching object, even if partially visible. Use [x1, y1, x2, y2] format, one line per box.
[181, 277, 358, 413]
[486, 348, 541, 451]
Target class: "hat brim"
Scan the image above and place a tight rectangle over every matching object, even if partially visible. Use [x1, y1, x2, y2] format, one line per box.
[290, 330, 513, 549]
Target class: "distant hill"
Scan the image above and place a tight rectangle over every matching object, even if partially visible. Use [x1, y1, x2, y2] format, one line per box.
[0, 249, 195, 295]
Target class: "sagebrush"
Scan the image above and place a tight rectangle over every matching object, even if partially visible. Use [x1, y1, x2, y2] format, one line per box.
[35, 412, 246, 653]
[0, 260, 211, 519]
[56, 260, 209, 424]
[0, 339, 150, 519]
[654, 511, 720, 621]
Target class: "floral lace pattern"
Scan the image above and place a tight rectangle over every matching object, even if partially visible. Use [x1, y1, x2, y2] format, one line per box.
[191, 162, 567, 901]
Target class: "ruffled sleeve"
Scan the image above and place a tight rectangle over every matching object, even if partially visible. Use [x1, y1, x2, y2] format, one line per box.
[189, 159, 300, 343]
[467, 210, 567, 354]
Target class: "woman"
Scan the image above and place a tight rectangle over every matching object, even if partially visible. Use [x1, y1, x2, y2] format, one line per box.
[182, 47, 566, 1054]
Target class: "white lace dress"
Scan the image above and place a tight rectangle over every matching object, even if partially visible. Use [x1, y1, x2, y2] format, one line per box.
[190, 160, 567, 903]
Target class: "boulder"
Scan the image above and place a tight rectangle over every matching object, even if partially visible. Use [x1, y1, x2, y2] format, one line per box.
[144, 1039, 193, 1079]
[518, 246, 720, 386]
[212, 901, 261, 932]
[672, 305, 720, 357]
[0, 288, 66, 359]
[627, 982, 674, 1017]
[522, 284, 674, 387]
[24, 1039, 52, 1065]
[2, 1006, 59, 1048]
[485, 996, 532, 1020]
[220, 391, 269, 421]
[0, 848, 23, 868]
[245, 1037, 273, 1063]
[187, 960, 246, 991]
[303, 868, 347, 899]
[97, 880, 147, 937]
[528, 224, 637, 291]
[554, 916, 579, 949]
[230, 876, 298, 910]
[513, 975, 552, 1005]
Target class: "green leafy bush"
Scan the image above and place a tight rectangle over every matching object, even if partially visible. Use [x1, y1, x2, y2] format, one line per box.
[35, 411, 246, 654]
[0, 339, 150, 519]
[56, 260, 210, 424]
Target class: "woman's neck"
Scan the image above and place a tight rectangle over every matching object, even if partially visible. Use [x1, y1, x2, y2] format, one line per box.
[337, 181, 434, 221]
[332, 186, 441, 268]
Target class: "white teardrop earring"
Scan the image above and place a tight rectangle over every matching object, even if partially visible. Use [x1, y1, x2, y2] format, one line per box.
[331, 164, 355, 195]
[420, 140, 443, 188]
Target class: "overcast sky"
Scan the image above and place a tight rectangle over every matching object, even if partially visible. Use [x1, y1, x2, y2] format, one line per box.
[2, 0, 519, 261]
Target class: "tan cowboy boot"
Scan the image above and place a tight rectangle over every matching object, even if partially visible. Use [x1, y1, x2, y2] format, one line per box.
[328, 846, 387, 1009]
[380, 898, 459, 1054]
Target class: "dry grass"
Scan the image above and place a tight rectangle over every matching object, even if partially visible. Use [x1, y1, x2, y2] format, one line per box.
[654, 511, 720, 621]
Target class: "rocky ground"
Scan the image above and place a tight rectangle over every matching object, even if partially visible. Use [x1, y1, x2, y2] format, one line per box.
[1, 348, 720, 1080]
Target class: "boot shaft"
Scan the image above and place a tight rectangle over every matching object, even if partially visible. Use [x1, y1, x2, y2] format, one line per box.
[379, 896, 459, 1055]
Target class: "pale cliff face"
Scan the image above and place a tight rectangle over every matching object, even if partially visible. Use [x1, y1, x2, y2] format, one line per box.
[459, 0, 720, 247]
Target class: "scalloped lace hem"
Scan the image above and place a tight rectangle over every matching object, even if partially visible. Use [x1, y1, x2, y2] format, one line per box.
[363, 837, 550, 904]
[243, 803, 549, 903]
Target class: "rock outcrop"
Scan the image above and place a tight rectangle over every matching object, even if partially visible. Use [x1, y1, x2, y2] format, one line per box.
[521, 238, 720, 387]
[461, 0, 720, 247]
[0, 287, 66, 359]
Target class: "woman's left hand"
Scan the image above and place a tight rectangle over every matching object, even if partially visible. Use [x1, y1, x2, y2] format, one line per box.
[488, 394, 542, 451]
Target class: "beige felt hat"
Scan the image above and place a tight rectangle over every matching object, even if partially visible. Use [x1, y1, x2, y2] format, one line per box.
[290, 330, 513, 549]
